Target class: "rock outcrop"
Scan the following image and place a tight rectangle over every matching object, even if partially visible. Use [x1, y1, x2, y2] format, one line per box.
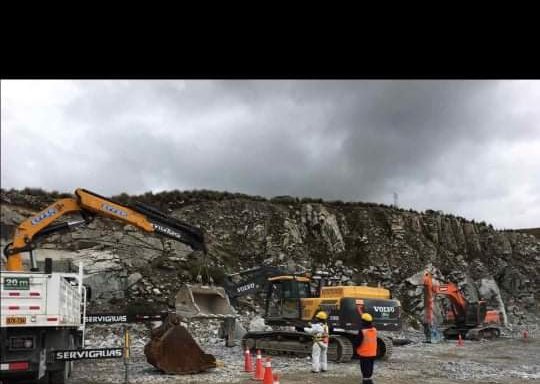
[1, 188, 538, 329]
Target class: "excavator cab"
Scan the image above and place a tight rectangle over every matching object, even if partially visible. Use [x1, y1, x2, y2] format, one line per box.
[265, 276, 312, 322]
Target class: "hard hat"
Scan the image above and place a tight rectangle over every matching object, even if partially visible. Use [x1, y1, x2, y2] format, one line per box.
[361, 313, 373, 322]
[315, 311, 328, 320]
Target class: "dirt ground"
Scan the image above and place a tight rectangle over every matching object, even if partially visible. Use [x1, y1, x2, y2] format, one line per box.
[69, 336, 540, 384]
[258, 338, 540, 384]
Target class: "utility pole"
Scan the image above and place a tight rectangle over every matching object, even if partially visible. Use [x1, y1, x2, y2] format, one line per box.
[123, 325, 130, 384]
[393, 192, 399, 208]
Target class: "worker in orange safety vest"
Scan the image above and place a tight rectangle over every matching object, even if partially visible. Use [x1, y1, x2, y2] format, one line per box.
[356, 313, 378, 384]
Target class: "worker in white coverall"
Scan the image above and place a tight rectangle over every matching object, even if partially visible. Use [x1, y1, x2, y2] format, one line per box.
[304, 311, 330, 373]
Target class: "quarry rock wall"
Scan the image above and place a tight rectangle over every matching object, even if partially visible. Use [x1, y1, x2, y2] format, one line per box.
[1, 189, 538, 329]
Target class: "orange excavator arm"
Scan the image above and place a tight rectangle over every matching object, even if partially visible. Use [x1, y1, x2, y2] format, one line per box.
[4, 188, 206, 271]
[423, 271, 469, 322]
[434, 282, 468, 312]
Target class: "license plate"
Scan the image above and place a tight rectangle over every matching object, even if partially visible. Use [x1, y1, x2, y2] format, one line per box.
[6, 317, 26, 325]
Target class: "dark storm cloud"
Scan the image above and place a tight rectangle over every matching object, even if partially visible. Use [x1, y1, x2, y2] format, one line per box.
[1, 80, 539, 228]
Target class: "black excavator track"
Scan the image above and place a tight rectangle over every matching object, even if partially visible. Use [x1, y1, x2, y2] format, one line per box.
[242, 331, 394, 362]
[242, 332, 355, 362]
[466, 326, 501, 340]
[377, 335, 393, 361]
[443, 326, 501, 340]
[328, 335, 355, 362]
[443, 325, 501, 341]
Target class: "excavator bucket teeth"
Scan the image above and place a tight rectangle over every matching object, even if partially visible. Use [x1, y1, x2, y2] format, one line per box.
[144, 313, 217, 374]
[176, 284, 235, 318]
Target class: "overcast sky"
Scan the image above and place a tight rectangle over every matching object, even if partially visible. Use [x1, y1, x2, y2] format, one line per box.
[1, 80, 539, 229]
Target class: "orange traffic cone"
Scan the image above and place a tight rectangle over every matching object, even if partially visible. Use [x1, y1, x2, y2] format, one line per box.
[253, 350, 264, 380]
[457, 334, 464, 346]
[273, 373, 280, 384]
[244, 348, 253, 372]
[263, 358, 274, 384]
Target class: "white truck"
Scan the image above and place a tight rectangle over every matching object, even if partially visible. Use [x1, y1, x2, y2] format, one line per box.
[1, 188, 208, 382]
[0, 259, 86, 384]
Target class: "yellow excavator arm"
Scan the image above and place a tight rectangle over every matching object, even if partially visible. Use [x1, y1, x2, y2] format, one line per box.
[4, 188, 206, 271]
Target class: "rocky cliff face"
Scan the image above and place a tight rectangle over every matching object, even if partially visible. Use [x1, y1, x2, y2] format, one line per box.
[1, 188, 538, 329]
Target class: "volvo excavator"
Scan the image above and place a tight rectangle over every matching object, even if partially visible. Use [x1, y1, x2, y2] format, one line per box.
[1, 188, 216, 381]
[176, 265, 402, 362]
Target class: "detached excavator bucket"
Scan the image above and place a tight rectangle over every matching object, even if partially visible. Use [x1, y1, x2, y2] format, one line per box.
[176, 284, 236, 318]
[144, 313, 217, 374]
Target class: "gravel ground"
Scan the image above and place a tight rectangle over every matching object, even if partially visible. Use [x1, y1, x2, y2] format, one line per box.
[68, 324, 540, 384]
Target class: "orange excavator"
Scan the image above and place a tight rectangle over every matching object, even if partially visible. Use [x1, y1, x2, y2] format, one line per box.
[2, 188, 216, 381]
[423, 271, 502, 341]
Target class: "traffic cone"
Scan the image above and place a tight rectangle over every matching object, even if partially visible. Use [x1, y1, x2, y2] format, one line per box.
[457, 334, 464, 346]
[253, 350, 264, 380]
[273, 373, 280, 384]
[244, 347, 253, 372]
[263, 358, 274, 384]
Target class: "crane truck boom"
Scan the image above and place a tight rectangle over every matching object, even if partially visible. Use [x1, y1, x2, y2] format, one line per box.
[1, 188, 212, 383]
[4, 188, 206, 272]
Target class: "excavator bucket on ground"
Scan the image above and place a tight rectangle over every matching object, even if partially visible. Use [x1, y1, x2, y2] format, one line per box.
[175, 284, 236, 318]
[144, 313, 217, 374]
